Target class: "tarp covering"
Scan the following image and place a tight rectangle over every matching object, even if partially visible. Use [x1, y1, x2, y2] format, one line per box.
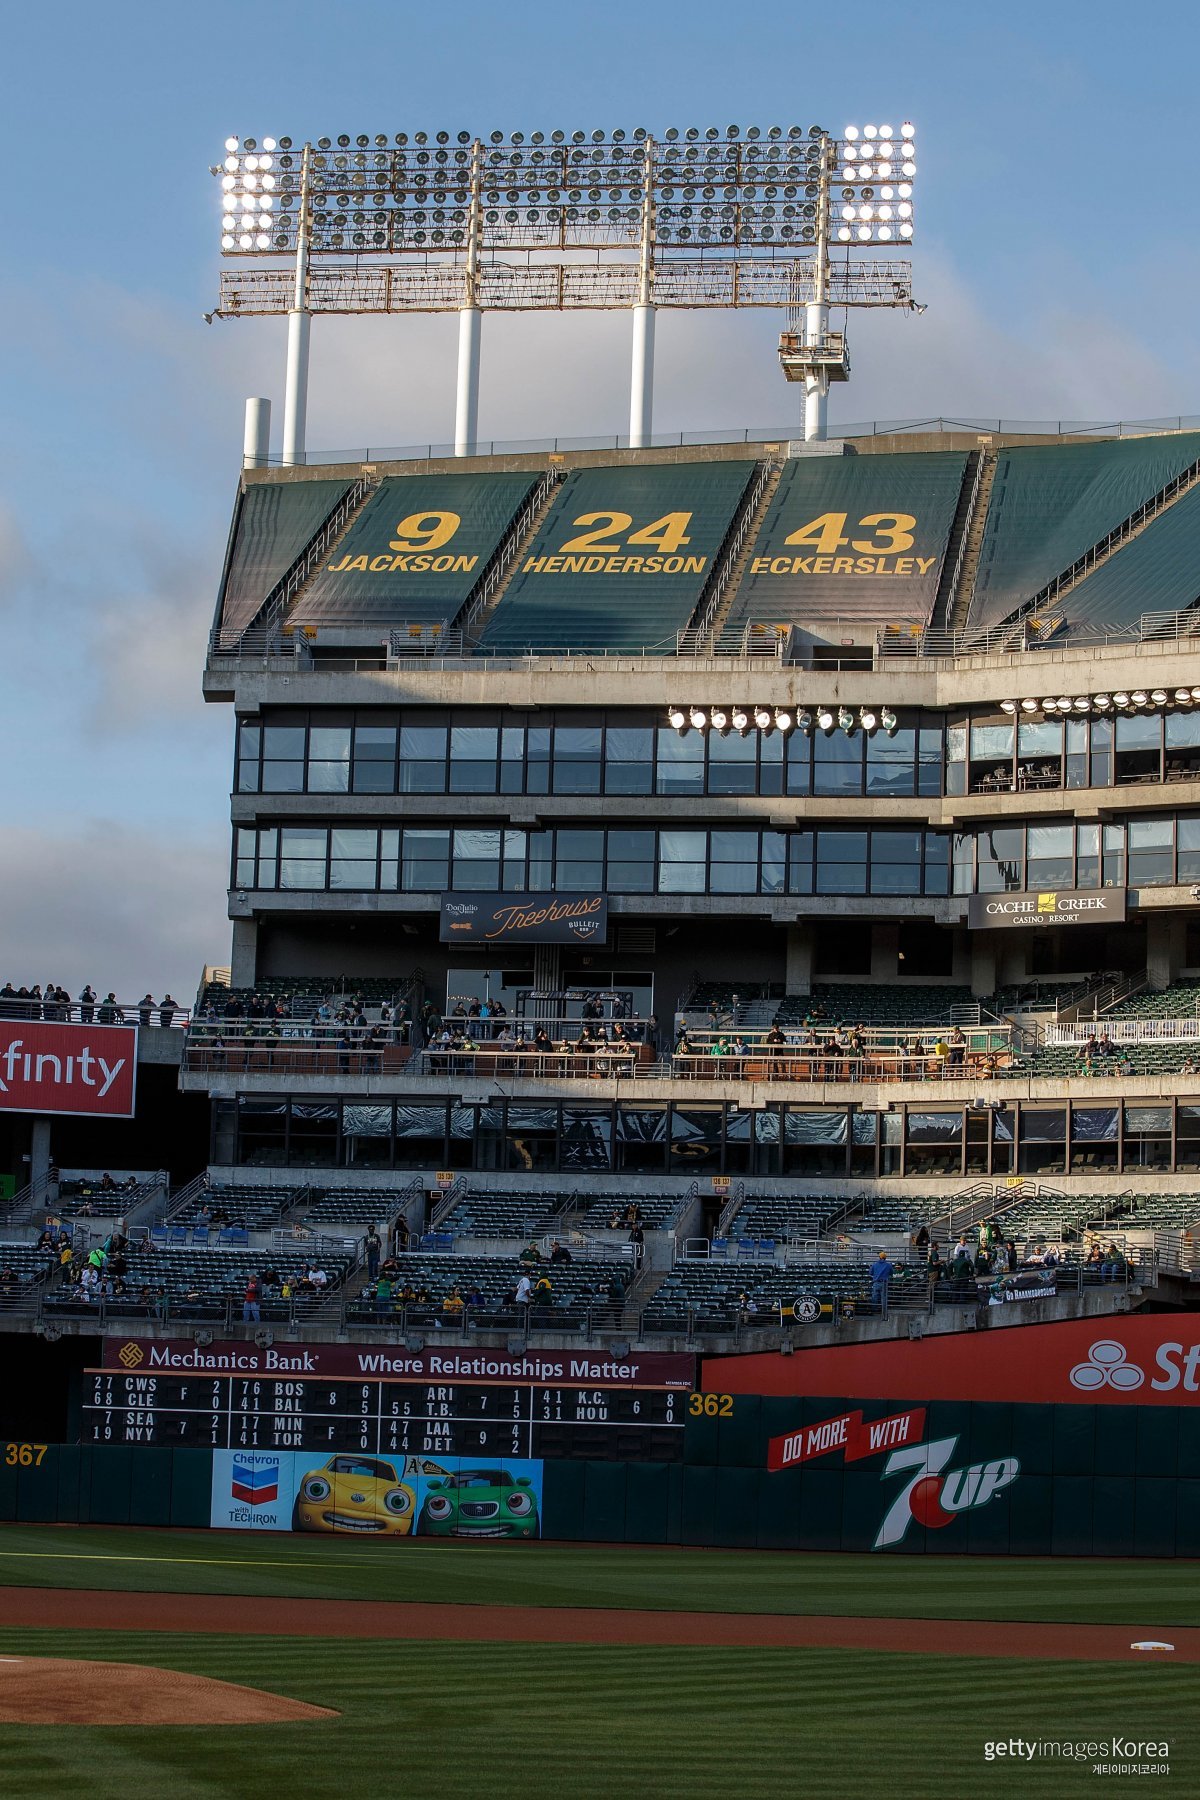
[967, 433, 1200, 632]
[1056, 481, 1200, 628]
[290, 471, 536, 627]
[477, 461, 756, 653]
[219, 480, 352, 640]
[728, 450, 968, 628]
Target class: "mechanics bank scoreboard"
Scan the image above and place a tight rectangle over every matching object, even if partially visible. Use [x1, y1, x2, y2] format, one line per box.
[80, 1340, 694, 1463]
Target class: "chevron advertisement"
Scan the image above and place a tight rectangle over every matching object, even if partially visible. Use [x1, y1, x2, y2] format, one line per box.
[703, 1315, 1200, 1405]
[211, 1449, 544, 1536]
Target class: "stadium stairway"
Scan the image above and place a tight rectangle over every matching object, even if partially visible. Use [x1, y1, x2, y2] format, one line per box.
[946, 450, 997, 634]
[460, 471, 564, 644]
[689, 460, 784, 652]
[272, 480, 381, 630]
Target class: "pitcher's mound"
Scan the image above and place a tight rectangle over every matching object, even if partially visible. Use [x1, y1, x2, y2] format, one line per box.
[0, 1657, 338, 1725]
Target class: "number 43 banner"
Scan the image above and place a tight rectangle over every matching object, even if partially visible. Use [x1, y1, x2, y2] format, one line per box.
[736, 450, 968, 623]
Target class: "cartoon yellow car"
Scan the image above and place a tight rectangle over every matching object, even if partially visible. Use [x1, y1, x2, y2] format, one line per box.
[292, 1454, 416, 1535]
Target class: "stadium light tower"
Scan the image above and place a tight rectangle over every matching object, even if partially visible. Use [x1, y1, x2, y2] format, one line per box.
[211, 121, 918, 461]
[778, 121, 918, 439]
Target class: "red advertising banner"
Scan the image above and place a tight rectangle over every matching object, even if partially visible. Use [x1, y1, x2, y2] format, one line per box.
[704, 1315, 1200, 1407]
[767, 1406, 926, 1472]
[102, 1337, 695, 1388]
[0, 1020, 137, 1118]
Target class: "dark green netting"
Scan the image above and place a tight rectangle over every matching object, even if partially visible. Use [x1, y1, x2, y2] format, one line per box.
[219, 480, 352, 639]
[1058, 482, 1200, 628]
[728, 450, 968, 628]
[290, 472, 536, 626]
[967, 434, 1200, 632]
[477, 461, 756, 653]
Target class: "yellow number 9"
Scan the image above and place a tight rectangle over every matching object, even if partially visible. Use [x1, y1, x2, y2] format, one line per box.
[389, 510, 461, 552]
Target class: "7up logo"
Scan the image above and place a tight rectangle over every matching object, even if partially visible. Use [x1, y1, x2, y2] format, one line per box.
[874, 1437, 1020, 1549]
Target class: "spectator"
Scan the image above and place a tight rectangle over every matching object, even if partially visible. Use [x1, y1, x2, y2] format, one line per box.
[364, 1225, 382, 1279]
[549, 1239, 573, 1264]
[138, 994, 155, 1027]
[98, 993, 119, 1024]
[464, 1282, 485, 1310]
[243, 1273, 261, 1323]
[515, 1273, 533, 1306]
[870, 1251, 894, 1308]
[78, 985, 96, 1024]
[158, 995, 178, 1029]
[629, 1222, 645, 1267]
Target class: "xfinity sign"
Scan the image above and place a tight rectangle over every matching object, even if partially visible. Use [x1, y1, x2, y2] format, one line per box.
[0, 1020, 137, 1118]
[967, 889, 1127, 930]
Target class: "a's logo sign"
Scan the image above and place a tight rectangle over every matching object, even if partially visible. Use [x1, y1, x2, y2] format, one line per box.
[1037, 891, 1057, 914]
[1070, 1340, 1145, 1392]
[874, 1437, 1020, 1549]
[118, 1342, 144, 1369]
[231, 1459, 280, 1506]
[792, 1296, 822, 1324]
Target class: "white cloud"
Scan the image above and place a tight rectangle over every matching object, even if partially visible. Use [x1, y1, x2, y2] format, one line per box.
[0, 822, 229, 1004]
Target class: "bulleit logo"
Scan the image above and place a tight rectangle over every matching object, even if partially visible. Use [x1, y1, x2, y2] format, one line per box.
[117, 1341, 144, 1369]
[1070, 1340, 1144, 1392]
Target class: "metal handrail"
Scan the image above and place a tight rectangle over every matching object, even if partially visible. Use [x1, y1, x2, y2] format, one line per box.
[458, 467, 563, 636]
[0, 998, 190, 1027]
[677, 458, 776, 652]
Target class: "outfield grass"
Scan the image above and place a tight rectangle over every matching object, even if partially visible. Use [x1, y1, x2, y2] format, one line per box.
[0, 1629, 1191, 1800]
[0, 1524, 1195, 1626]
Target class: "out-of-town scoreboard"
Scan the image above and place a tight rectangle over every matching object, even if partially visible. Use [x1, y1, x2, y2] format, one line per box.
[80, 1340, 694, 1463]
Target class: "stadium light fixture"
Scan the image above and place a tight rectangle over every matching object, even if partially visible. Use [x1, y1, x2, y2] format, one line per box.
[731, 706, 749, 731]
[1192, 687, 1200, 702]
[1174, 688, 1193, 704]
[1151, 688, 1169, 705]
[880, 707, 898, 734]
[1093, 695, 1112, 711]
[837, 706, 855, 732]
[775, 708, 794, 732]
[689, 707, 708, 730]
[1131, 690, 1149, 705]
[816, 706, 835, 731]
[1000, 699, 1017, 714]
[798, 709, 815, 732]
[710, 707, 729, 732]
[753, 706, 773, 729]
[1020, 698, 1038, 712]
[1073, 697, 1091, 711]
[667, 706, 687, 730]
[1113, 692, 1131, 706]
[859, 707, 877, 731]
[212, 120, 919, 458]
[1042, 698, 1059, 713]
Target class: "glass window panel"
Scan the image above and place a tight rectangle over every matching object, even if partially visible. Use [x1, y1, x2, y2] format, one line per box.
[1125, 1107, 1172, 1134]
[1115, 713, 1160, 751]
[656, 729, 704, 795]
[1017, 720, 1063, 757]
[280, 828, 327, 858]
[354, 725, 397, 759]
[1128, 818, 1174, 849]
[970, 724, 1014, 758]
[453, 829, 502, 860]
[607, 727, 653, 762]
[946, 724, 967, 762]
[865, 728, 916, 795]
[1028, 824, 1074, 857]
[307, 761, 349, 792]
[660, 830, 707, 864]
[658, 860, 706, 893]
[401, 724, 448, 759]
[262, 725, 305, 758]
[871, 829, 924, 862]
[553, 727, 601, 761]
[331, 829, 378, 861]
[279, 860, 325, 888]
[351, 760, 395, 794]
[1022, 1109, 1066, 1141]
[310, 725, 351, 760]
[555, 829, 603, 861]
[817, 830, 867, 863]
[816, 863, 868, 895]
[236, 762, 261, 794]
[1166, 711, 1200, 747]
[238, 722, 262, 758]
[918, 725, 943, 796]
[260, 762, 304, 792]
[905, 1111, 962, 1142]
[813, 731, 865, 796]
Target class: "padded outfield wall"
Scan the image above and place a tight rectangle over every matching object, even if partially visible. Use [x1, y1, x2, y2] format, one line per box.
[3, 1314, 1199, 1555]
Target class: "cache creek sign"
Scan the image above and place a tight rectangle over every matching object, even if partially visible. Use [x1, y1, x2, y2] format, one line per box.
[967, 889, 1127, 930]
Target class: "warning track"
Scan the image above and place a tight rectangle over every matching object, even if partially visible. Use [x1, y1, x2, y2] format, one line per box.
[0, 1588, 1193, 1662]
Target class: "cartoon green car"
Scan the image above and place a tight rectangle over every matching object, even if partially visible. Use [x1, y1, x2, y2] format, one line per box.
[417, 1467, 540, 1539]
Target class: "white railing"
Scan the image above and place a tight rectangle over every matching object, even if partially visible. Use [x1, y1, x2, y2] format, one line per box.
[1046, 1018, 1200, 1046]
[0, 997, 190, 1028]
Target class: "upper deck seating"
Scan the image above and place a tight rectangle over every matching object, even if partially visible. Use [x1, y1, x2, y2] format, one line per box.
[289, 471, 536, 629]
[476, 461, 756, 653]
[966, 434, 1200, 634]
[727, 449, 968, 629]
[218, 479, 353, 642]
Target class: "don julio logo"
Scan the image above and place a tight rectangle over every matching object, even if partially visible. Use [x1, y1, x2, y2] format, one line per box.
[118, 1342, 144, 1369]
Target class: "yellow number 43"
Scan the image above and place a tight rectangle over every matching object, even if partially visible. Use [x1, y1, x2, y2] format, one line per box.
[784, 511, 916, 555]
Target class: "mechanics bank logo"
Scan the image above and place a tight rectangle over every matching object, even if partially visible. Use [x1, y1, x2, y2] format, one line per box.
[117, 1342, 144, 1369]
[875, 1438, 1020, 1549]
[1070, 1340, 1145, 1392]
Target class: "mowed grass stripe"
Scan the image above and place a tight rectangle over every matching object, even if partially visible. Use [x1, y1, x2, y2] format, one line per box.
[0, 1526, 1197, 1626]
[0, 1631, 1192, 1799]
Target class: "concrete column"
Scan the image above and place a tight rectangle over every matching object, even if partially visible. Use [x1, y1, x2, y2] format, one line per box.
[785, 924, 813, 996]
[871, 924, 899, 983]
[1147, 913, 1185, 990]
[30, 1117, 52, 1197]
[243, 398, 271, 469]
[229, 918, 259, 989]
[970, 936, 998, 998]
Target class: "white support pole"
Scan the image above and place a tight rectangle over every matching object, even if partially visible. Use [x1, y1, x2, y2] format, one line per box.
[630, 304, 655, 448]
[629, 137, 656, 449]
[804, 298, 828, 443]
[804, 133, 832, 443]
[455, 140, 484, 457]
[455, 305, 482, 456]
[243, 397, 271, 468]
[282, 144, 312, 466]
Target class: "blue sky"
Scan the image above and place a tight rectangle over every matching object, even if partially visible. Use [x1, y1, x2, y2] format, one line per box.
[3, 0, 1199, 999]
